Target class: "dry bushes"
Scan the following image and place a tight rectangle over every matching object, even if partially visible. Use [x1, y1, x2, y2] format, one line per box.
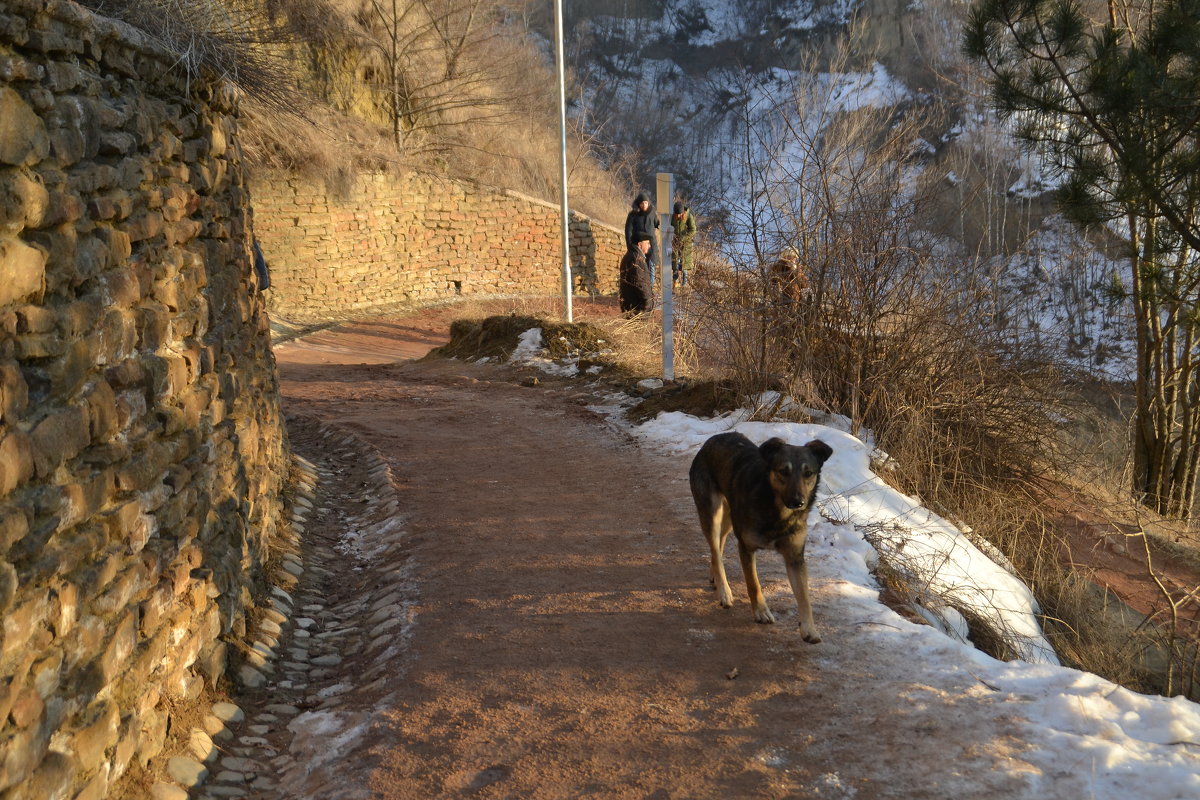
[669, 35, 1139, 679]
[683, 248, 1200, 692]
[81, 0, 630, 222]
[295, 0, 630, 221]
[685, 261, 1190, 687]
[675, 113, 1200, 692]
[80, 0, 314, 107]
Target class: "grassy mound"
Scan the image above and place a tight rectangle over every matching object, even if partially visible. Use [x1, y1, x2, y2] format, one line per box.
[427, 313, 774, 423]
[425, 314, 611, 363]
[625, 378, 751, 422]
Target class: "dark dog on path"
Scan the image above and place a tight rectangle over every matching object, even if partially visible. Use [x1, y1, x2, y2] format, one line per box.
[689, 432, 833, 642]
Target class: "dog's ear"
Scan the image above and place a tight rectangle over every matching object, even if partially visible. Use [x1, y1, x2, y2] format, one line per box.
[805, 439, 833, 464]
[758, 437, 786, 460]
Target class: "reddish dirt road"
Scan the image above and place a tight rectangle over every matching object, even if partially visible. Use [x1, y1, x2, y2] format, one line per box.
[267, 306, 1049, 800]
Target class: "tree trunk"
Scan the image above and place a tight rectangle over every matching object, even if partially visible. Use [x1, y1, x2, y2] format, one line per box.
[1131, 215, 1156, 506]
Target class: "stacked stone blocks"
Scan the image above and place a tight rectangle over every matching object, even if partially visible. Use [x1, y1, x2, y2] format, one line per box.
[1, 2, 289, 798]
[253, 172, 626, 322]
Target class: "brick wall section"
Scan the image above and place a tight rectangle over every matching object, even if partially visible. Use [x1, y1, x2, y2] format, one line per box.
[0, 2, 289, 798]
[251, 171, 627, 322]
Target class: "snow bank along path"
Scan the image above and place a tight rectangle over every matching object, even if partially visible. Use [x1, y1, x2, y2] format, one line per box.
[616, 406, 1200, 799]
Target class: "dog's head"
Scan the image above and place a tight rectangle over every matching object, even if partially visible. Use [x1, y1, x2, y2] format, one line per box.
[760, 437, 833, 511]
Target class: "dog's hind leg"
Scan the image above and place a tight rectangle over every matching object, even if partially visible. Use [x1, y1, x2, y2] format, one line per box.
[737, 539, 775, 624]
[781, 538, 820, 643]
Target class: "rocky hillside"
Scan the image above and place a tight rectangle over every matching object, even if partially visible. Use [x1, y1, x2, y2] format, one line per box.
[558, 0, 1130, 373]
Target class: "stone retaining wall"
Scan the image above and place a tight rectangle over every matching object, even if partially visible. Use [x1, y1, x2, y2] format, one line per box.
[252, 172, 626, 322]
[0, 2, 288, 797]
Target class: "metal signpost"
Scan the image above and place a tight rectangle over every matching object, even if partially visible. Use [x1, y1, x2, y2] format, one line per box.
[656, 172, 674, 381]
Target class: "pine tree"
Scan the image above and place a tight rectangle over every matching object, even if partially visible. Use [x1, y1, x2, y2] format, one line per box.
[964, 0, 1200, 516]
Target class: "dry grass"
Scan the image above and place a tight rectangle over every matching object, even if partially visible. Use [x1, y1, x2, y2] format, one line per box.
[82, 0, 310, 110]
[81, 0, 631, 223]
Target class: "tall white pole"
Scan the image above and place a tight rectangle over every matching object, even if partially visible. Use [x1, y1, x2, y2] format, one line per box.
[656, 172, 674, 381]
[554, 0, 573, 323]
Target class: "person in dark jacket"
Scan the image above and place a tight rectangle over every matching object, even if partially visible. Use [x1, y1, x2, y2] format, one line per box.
[619, 239, 654, 314]
[624, 193, 660, 281]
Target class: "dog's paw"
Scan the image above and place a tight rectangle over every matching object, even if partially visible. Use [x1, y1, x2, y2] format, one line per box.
[753, 606, 776, 624]
[800, 624, 821, 643]
[718, 590, 733, 609]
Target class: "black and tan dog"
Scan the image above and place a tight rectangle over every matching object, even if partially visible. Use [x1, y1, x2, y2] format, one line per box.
[689, 432, 833, 642]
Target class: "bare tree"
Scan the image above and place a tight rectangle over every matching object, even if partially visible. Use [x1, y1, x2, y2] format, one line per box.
[360, 0, 542, 153]
[682, 33, 1068, 494]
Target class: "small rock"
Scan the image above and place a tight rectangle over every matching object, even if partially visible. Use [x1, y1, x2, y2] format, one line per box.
[239, 666, 267, 688]
[189, 729, 216, 762]
[311, 654, 343, 667]
[150, 783, 190, 800]
[202, 715, 232, 741]
[372, 617, 403, 636]
[220, 756, 259, 773]
[166, 756, 208, 788]
[212, 702, 245, 724]
[208, 787, 249, 798]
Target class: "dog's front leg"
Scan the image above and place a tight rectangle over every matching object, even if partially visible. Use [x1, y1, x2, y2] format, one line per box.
[737, 539, 775, 624]
[707, 530, 734, 608]
[781, 539, 820, 643]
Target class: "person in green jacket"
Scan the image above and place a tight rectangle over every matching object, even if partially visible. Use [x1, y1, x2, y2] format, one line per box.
[670, 201, 697, 287]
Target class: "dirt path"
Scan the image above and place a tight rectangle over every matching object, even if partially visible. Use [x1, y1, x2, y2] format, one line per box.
[251, 314, 1058, 800]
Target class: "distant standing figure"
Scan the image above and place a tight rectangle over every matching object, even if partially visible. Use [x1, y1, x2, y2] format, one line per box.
[670, 201, 697, 287]
[624, 192, 660, 281]
[619, 239, 655, 314]
[770, 246, 806, 301]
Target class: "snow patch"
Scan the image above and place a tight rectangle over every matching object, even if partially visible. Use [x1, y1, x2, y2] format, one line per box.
[578, 395, 1200, 797]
